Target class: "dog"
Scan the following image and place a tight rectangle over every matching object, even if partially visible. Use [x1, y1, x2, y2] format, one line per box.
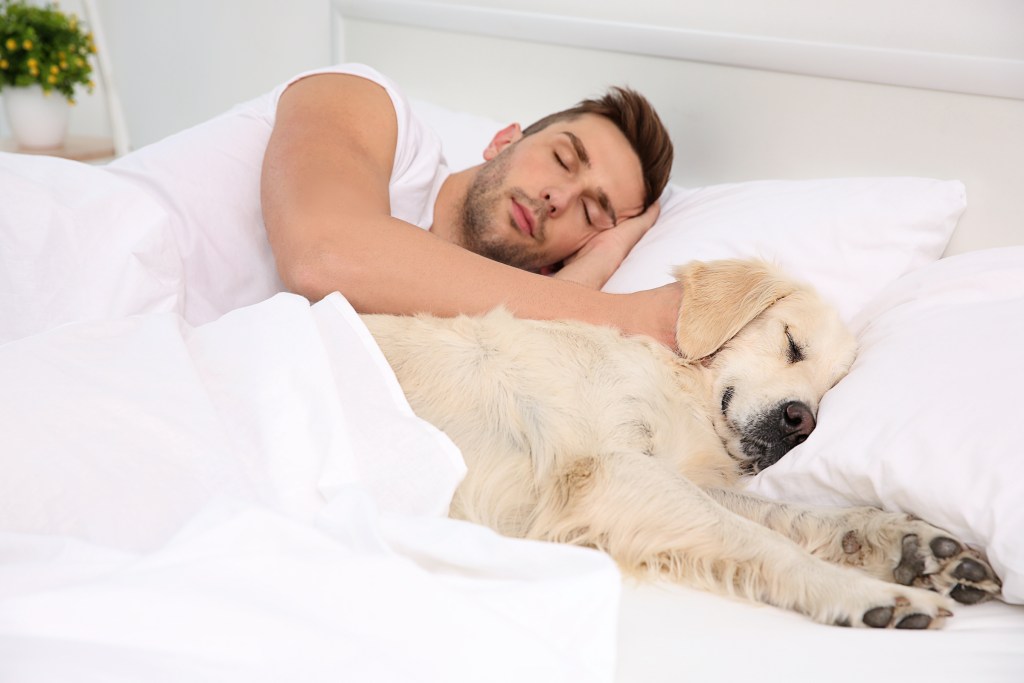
[362, 259, 1001, 628]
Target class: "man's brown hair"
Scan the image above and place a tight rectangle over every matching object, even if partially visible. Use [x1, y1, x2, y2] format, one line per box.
[522, 87, 674, 210]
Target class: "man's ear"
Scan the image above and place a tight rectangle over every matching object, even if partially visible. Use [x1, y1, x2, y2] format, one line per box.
[483, 123, 523, 161]
[673, 259, 797, 362]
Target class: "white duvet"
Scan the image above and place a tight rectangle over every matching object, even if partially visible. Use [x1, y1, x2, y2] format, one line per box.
[0, 152, 620, 682]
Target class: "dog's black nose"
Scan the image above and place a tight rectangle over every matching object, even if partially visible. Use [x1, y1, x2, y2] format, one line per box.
[781, 401, 816, 446]
[742, 400, 820, 471]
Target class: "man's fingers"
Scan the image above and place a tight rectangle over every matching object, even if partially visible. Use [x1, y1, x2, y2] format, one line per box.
[614, 200, 660, 241]
[557, 201, 663, 277]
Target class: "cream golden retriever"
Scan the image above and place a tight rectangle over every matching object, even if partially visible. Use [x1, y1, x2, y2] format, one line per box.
[363, 259, 1000, 628]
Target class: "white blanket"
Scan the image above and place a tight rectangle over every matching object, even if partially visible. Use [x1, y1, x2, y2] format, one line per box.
[0, 151, 622, 681]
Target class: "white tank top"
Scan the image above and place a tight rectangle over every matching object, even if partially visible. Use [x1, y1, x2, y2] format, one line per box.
[107, 64, 449, 325]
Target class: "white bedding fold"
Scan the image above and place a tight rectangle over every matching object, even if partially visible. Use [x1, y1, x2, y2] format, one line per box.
[0, 153, 183, 345]
[0, 293, 620, 682]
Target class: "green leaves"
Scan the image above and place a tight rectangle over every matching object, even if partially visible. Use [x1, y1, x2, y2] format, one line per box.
[0, 1, 96, 103]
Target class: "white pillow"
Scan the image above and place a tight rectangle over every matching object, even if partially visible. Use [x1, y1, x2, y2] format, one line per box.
[605, 178, 965, 323]
[408, 98, 964, 323]
[410, 98, 499, 171]
[746, 247, 1024, 604]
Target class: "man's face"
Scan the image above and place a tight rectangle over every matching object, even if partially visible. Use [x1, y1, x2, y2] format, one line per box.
[457, 113, 645, 271]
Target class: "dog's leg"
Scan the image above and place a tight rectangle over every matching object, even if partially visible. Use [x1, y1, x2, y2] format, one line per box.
[527, 452, 955, 628]
[703, 488, 1001, 605]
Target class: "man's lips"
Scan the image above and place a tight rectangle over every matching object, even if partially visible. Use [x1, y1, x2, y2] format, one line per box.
[511, 198, 535, 238]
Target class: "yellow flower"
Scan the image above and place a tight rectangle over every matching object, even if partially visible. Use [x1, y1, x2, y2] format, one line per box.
[0, 59, 7, 70]
[50, 64, 60, 74]
[60, 60, 68, 69]
[22, 39, 32, 50]
[48, 74, 57, 84]
[5, 38, 16, 51]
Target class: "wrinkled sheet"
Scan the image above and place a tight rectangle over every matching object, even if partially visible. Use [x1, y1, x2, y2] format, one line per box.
[0, 290, 620, 683]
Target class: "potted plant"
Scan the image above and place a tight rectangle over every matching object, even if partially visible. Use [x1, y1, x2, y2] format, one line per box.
[0, 0, 96, 148]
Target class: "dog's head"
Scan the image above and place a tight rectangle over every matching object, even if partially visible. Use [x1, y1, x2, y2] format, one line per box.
[674, 259, 856, 474]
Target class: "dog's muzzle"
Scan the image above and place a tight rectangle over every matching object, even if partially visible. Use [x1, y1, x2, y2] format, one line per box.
[739, 400, 816, 473]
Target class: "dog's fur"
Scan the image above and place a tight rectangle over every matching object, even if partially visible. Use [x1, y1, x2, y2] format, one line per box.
[363, 259, 1000, 628]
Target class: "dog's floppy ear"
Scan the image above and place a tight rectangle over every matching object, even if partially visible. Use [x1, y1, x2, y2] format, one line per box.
[673, 259, 797, 361]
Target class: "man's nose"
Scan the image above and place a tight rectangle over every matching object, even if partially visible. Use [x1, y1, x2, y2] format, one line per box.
[542, 185, 578, 217]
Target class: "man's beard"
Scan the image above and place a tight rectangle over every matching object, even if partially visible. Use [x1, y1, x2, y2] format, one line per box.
[458, 148, 547, 271]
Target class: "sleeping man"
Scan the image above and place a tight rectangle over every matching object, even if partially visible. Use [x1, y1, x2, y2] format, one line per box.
[0, 63, 687, 669]
[1, 63, 677, 349]
[259, 64, 681, 349]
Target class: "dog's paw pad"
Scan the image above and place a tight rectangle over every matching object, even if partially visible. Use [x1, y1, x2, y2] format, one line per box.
[846, 589, 951, 629]
[930, 536, 962, 559]
[953, 557, 989, 582]
[863, 605, 895, 628]
[932, 547, 1001, 605]
[895, 613, 933, 629]
[894, 535, 927, 586]
[950, 583, 992, 605]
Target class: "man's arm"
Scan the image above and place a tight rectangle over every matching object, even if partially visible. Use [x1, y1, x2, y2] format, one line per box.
[260, 74, 682, 348]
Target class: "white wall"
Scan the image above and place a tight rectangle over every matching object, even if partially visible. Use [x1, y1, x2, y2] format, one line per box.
[3, 1, 1021, 149]
[93, 0, 331, 148]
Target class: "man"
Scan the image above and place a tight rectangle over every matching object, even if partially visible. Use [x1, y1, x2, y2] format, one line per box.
[261, 66, 683, 349]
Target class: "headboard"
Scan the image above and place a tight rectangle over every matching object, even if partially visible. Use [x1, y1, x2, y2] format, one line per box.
[330, 0, 1024, 256]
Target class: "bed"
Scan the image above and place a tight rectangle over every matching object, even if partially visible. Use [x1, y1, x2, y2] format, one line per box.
[1, 1, 1023, 681]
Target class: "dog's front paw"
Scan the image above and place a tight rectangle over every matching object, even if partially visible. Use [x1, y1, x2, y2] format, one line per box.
[831, 582, 954, 629]
[894, 531, 1002, 605]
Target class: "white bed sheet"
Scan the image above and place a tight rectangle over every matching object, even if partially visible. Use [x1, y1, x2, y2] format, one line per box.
[616, 583, 1024, 682]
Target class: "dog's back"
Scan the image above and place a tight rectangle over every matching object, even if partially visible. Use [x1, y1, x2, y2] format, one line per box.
[362, 306, 735, 535]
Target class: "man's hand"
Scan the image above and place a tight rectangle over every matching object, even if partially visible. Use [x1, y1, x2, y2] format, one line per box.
[553, 202, 661, 289]
[622, 279, 684, 351]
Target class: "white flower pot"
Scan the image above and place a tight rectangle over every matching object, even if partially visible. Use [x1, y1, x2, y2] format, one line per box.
[2, 85, 70, 149]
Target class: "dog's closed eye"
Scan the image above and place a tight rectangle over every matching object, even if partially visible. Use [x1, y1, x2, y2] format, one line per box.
[721, 386, 735, 415]
[785, 327, 804, 364]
